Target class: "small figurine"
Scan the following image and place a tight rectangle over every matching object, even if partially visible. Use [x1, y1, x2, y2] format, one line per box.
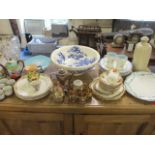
[52, 80, 64, 103]
[56, 68, 71, 85]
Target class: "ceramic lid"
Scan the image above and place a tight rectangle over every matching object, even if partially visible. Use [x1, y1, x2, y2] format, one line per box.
[141, 36, 149, 43]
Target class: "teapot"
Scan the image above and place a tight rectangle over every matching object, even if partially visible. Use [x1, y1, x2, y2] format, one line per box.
[1, 59, 24, 80]
[0, 64, 8, 79]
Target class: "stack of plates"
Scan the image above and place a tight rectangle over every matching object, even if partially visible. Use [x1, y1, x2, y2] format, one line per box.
[99, 57, 132, 76]
[90, 78, 125, 101]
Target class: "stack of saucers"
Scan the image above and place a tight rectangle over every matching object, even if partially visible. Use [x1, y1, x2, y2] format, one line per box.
[90, 69, 125, 100]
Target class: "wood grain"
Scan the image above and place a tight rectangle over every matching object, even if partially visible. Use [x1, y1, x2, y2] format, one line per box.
[0, 64, 155, 134]
[74, 115, 151, 135]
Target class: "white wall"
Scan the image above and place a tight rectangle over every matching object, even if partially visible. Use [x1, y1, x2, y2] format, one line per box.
[0, 19, 13, 34]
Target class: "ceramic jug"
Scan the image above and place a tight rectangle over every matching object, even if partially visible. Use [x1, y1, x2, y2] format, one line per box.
[0, 64, 8, 79]
[2, 59, 24, 80]
[132, 36, 152, 71]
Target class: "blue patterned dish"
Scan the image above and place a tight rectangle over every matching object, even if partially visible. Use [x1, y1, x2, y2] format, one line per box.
[51, 45, 100, 74]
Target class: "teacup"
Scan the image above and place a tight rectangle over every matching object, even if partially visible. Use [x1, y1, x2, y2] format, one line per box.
[116, 54, 127, 71]
[3, 85, 13, 96]
[105, 52, 117, 69]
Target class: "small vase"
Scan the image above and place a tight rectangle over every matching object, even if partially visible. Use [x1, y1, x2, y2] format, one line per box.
[133, 36, 152, 71]
[30, 80, 41, 91]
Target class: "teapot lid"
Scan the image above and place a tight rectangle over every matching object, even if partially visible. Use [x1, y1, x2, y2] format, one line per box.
[6, 59, 16, 64]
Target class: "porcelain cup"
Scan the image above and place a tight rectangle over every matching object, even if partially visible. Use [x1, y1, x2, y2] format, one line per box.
[30, 80, 41, 91]
[116, 54, 127, 71]
[105, 52, 117, 69]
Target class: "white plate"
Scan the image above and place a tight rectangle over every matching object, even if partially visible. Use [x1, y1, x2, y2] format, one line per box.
[125, 72, 155, 101]
[14, 74, 53, 101]
[99, 57, 132, 76]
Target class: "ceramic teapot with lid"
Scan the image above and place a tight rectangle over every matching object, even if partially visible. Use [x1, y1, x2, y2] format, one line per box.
[0, 64, 8, 79]
[0, 59, 24, 80]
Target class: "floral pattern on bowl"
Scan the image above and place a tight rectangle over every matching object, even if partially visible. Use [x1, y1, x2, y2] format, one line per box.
[51, 45, 100, 74]
[57, 46, 96, 67]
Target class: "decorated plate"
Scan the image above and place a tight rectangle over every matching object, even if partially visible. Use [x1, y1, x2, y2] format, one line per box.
[125, 72, 155, 101]
[14, 74, 53, 100]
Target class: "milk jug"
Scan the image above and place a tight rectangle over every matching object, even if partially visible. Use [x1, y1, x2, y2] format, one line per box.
[132, 36, 152, 71]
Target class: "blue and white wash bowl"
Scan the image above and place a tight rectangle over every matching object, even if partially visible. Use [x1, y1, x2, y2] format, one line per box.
[51, 45, 100, 75]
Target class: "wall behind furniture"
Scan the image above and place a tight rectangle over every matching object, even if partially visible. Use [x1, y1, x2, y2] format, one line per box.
[0, 19, 13, 34]
[0, 19, 113, 47]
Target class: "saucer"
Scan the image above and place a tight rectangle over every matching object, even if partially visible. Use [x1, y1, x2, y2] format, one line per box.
[95, 81, 123, 95]
[100, 57, 132, 76]
[90, 78, 125, 101]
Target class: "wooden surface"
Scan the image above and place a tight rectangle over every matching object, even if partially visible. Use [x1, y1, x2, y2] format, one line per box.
[0, 112, 64, 134]
[1, 64, 155, 134]
[1, 93, 155, 114]
[74, 114, 153, 135]
[1, 64, 155, 115]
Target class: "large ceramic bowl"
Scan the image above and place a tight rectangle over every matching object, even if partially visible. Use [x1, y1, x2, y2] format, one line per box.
[51, 45, 100, 74]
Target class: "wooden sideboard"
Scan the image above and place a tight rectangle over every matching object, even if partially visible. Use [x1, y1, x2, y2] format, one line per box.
[0, 64, 155, 135]
[0, 94, 155, 135]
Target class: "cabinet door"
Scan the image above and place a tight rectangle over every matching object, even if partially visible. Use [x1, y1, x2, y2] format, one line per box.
[74, 115, 150, 135]
[140, 115, 155, 135]
[0, 112, 73, 135]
